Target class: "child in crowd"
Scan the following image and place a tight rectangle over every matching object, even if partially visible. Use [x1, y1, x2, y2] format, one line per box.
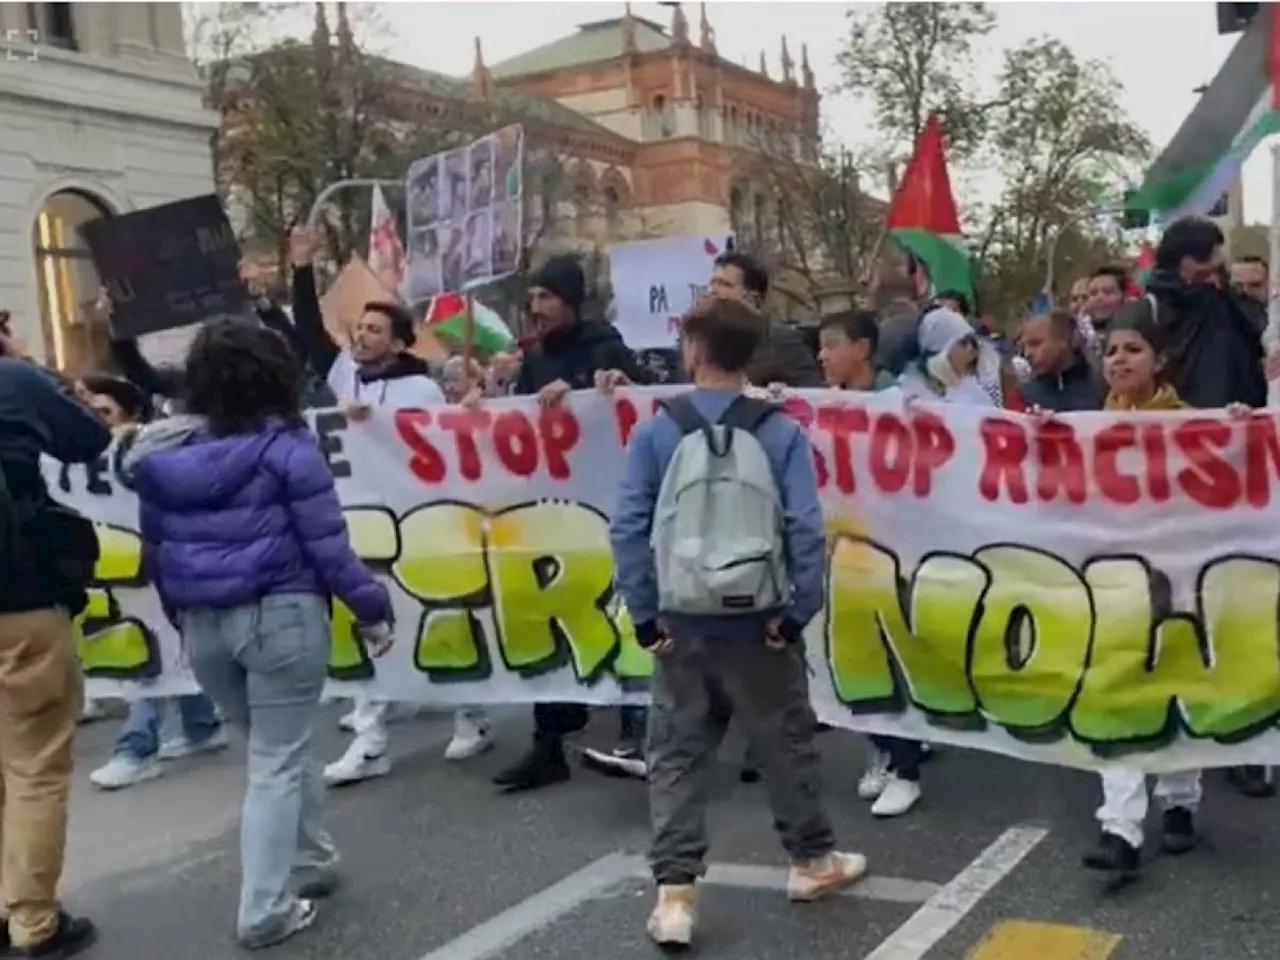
[124, 320, 394, 948]
[1083, 310, 1247, 878]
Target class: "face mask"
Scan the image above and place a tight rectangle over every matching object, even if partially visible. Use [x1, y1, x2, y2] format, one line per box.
[925, 350, 962, 387]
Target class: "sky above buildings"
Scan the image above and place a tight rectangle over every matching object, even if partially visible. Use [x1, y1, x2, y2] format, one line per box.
[369, 0, 1268, 224]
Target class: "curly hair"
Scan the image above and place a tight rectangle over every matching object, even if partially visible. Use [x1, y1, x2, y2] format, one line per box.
[184, 319, 304, 435]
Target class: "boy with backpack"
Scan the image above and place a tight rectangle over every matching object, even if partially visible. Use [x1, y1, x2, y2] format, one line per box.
[609, 298, 866, 949]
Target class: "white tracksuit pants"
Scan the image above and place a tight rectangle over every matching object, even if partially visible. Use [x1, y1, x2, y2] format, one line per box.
[1096, 767, 1202, 848]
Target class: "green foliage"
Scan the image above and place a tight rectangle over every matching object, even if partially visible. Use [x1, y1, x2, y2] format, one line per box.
[835, 5, 1152, 322]
[837, 3, 997, 160]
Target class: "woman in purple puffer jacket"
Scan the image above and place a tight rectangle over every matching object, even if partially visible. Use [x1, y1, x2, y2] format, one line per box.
[123, 319, 394, 949]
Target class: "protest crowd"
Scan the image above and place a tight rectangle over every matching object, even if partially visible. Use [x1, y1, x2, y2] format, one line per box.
[0, 189, 1277, 958]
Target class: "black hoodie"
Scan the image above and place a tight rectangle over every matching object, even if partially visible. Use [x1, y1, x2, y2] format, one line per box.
[1123, 269, 1265, 409]
[515, 320, 648, 394]
[1019, 352, 1105, 412]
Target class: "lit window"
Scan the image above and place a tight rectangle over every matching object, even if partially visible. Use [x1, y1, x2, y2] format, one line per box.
[33, 190, 111, 372]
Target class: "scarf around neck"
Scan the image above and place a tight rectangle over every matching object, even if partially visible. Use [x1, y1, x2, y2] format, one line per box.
[1103, 383, 1185, 411]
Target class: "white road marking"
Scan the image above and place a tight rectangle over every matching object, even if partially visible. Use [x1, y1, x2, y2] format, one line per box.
[695, 862, 938, 905]
[862, 825, 1049, 960]
[417, 853, 636, 960]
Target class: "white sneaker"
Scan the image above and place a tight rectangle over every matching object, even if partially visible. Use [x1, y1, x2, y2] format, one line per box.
[240, 897, 318, 949]
[338, 702, 423, 733]
[647, 884, 696, 948]
[323, 742, 391, 786]
[857, 751, 890, 800]
[870, 775, 921, 817]
[787, 851, 868, 902]
[90, 753, 163, 790]
[158, 726, 230, 761]
[444, 711, 493, 761]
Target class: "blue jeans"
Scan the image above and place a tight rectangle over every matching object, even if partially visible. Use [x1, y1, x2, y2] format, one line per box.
[113, 695, 221, 760]
[180, 593, 337, 944]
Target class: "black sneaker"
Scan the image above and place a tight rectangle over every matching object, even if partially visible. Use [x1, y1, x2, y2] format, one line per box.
[10, 913, 96, 959]
[1160, 806, 1198, 855]
[1082, 833, 1140, 875]
[739, 765, 761, 784]
[1226, 765, 1276, 798]
[492, 739, 571, 792]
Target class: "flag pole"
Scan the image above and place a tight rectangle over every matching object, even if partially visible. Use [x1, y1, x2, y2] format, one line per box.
[462, 292, 476, 376]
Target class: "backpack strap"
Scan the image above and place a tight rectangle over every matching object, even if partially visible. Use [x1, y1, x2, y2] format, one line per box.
[718, 395, 780, 434]
[658, 395, 708, 436]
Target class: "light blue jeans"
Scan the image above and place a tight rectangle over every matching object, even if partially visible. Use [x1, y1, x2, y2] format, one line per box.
[180, 593, 337, 944]
[113, 694, 221, 760]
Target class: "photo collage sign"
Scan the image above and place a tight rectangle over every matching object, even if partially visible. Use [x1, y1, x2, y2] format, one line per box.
[403, 125, 524, 304]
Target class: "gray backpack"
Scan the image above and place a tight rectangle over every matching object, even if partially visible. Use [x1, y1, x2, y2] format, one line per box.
[651, 395, 791, 617]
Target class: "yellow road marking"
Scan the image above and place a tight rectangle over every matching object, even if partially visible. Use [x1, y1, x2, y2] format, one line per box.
[967, 920, 1122, 960]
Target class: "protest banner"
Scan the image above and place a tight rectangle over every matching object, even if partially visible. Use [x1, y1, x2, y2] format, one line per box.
[403, 125, 524, 303]
[80, 194, 253, 339]
[608, 235, 732, 350]
[54, 389, 1280, 774]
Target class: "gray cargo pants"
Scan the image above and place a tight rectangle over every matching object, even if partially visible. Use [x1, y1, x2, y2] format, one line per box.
[647, 635, 836, 884]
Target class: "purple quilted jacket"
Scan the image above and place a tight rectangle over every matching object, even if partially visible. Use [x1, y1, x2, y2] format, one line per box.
[126, 416, 391, 624]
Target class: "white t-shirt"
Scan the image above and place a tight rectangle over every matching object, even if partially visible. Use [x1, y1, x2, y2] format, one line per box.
[326, 350, 445, 407]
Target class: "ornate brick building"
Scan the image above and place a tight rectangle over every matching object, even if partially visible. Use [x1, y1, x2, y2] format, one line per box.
[483, 2, 820, 241]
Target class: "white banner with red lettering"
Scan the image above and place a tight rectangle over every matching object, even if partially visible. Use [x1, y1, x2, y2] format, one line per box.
[54, 388, 1280, 773]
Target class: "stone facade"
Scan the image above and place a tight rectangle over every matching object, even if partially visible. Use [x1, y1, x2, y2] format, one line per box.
[0, 2, 217, 371]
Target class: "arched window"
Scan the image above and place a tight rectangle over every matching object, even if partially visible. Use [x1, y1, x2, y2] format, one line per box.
[603, 185, 621, 228]
[653, 94, 672, 138]
[33, 189, 111, 372]
[753, 193, 766, 240]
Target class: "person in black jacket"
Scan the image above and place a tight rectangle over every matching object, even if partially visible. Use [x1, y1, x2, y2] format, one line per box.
[0, 357, 111, 958]
[1017, 309, 1105, 412]
[492, 255, 649, 792]
[709, 252, 823, 388]
[1115, 217, 1266, 411]
[104, 259, 333, 409]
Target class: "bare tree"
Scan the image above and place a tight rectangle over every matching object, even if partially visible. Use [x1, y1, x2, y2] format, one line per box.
[733, 125, 886, 314]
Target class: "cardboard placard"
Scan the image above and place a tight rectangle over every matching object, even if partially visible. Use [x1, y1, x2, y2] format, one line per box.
[81, 194, 253, 339]
[319, 255, 446, 362]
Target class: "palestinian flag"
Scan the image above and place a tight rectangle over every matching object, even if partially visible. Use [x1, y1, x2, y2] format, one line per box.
[1131, 5, 1280, 223]
[885, 113, 972, 301]
[424, 292, 514, 356]
[1131, 240, 1156, 294]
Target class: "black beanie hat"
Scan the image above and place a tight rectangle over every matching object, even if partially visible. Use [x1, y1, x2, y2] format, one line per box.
[529, 255, 585, 310]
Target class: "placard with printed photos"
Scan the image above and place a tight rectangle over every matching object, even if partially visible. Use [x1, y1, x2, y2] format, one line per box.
[403, 124, 523, 304]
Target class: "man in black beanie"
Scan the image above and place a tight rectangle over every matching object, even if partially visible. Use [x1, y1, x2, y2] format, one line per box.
[493, 254, 649, 792]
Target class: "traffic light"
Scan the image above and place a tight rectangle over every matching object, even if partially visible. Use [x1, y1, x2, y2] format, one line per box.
[1217, 2, 1260, 35]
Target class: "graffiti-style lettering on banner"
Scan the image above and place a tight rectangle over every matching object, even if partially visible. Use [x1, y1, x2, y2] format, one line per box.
[54, 390, 1280, 773]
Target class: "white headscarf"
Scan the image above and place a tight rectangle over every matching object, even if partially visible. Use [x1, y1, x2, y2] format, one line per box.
[903, 306, 1003, 407]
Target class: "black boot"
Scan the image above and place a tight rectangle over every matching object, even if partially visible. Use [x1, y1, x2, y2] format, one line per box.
[1226, 765, 1276, 798]
[1159, 807, 1198, 855]
[10, 913, 97, 959]
[492, 738, 570, 792]
[1082, 833, 1140, 876]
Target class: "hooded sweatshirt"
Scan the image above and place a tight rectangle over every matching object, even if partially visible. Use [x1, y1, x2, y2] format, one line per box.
[292, 266, 444, 407]
[123, 415, 391, 623]
[1131, 269, 1266, 410]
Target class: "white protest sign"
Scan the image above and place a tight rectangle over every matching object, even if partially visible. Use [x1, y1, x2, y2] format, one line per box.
[609, 235, 730, 349]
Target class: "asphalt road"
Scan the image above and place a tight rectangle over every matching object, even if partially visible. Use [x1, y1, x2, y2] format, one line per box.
[59, 703, 1280, 960]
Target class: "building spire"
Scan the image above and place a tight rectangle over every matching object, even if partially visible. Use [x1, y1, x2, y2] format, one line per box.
[780, 35, 793, 84]
[758, 50, 768, 78]
[622, 1, 637, 54]
[669, 1, 690, 45]
[699, 2, 715, 53]
[801, 42, 815, 89]
[472, 36, 492, 99]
